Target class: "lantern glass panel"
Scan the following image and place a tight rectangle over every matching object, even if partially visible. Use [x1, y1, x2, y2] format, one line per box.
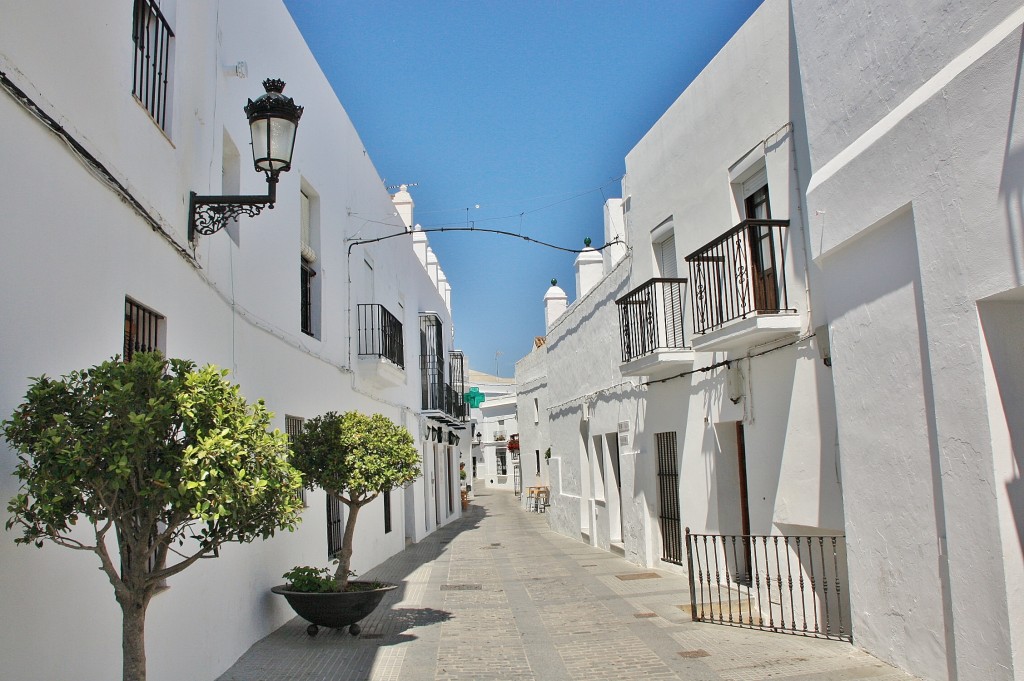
[249, 116, 297, 172]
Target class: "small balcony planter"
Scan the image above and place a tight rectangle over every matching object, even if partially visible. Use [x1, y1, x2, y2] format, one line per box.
[272, 579, 397, 636]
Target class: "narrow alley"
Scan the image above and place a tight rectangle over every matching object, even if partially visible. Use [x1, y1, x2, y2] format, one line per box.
[218, 491, 919, 681]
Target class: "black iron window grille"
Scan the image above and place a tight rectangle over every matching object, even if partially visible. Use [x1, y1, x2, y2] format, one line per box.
[383, 490, 392, 534]
[685, 529, 851, 642]
[284, 416, 308, 507]
[448, 351, 466, 421]
[300, 262, 316, 336]
[124, 298, 163, 361]
[420, 314, 445, 411]
[327, 494, 343, 558]
[616, 278, 689, 363]
[685, 219, 793, 336]
[655, 432, 683, 565]
[357, 304, 405, 368]
[132, 0, 174, 131]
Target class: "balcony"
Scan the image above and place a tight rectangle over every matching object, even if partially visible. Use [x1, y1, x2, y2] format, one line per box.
[356, 304, 405, 386]
[685, 219, 801, 351]
[616, 278, 694, 378]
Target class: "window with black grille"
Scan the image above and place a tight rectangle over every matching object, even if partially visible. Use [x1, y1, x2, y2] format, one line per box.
[327, 494, 343, 559]
[383, 490, 392, 534]
[124, 298, 164, 361]
[656, 432, 683, 565]
[132, 0, 174, 131]
[284, 416, 307, 507]
[300, 262, 316, 336]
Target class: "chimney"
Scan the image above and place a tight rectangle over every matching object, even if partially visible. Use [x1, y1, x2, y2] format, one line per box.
[391, 184, 414, 229]
[575, 237, 603, 299]
[544, 279, 567, 330]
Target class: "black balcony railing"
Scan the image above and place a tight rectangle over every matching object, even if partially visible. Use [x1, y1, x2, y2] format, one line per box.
[685, 219, 794, 336]
[357, 304, 405, 369]
[448, 351, 466, 422]
[685, 529, 850, 641]
[616, 278, 688, 363]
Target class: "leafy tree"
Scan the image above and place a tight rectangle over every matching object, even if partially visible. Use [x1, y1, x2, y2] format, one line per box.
[3, 352, 304, 681]
[291, 411, 420, 590]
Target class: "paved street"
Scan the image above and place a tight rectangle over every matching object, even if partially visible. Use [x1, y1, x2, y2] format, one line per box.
[218, 490, 919, 681]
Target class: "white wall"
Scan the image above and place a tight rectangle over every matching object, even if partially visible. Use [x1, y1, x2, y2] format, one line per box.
[793, 1, 1024, 678]
[0, 2, 463, 680]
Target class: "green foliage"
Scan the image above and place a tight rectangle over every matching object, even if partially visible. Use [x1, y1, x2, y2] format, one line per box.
[291, 410, 419, 587]
[3, 352, 304, 581]
[291, 411, 420, 505]
[282, 566, 341, 593]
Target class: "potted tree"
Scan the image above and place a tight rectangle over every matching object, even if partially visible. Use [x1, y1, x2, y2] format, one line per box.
[3, 352, 304, 681]
[275, 410, 420, 635]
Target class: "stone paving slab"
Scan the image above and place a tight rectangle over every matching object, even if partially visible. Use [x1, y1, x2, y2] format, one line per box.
[216, 490, 922, 681]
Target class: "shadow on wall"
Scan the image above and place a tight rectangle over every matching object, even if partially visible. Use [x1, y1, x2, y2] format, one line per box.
[978, 298, 1024, 560]
[998, 29, 1024, 287]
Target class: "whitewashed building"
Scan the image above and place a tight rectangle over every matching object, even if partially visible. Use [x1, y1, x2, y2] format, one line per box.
[465, 370, 521, 491]
[792, 1, 1024, 679]
[518, 1, 1024, 679]
[523, 0, 842, 579]
[0, 2, 466, 680]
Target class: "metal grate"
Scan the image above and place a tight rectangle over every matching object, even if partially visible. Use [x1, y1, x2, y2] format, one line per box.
[685, 219, 793, 335]
[327, 494, 343, 559]
[284, 416, 307, 507]
[357, 304, 405, 368]
[419, 314, 444, 411]
[131, 0, 174, 131]
[656, 432, 683, 565]
[616, 278, 689, 362]
[300, 263, 316, 336]
[685, 529, 851, 641]
[124, 298, 163, 361]
[383, 490, 392, 534]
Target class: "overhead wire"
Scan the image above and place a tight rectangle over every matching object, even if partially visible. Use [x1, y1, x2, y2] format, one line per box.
[347, 226, 624, 256]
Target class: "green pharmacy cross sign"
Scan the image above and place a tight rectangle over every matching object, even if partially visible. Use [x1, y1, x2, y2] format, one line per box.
[464, 387, 485, 409]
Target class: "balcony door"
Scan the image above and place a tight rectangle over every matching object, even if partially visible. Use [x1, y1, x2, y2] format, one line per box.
[744, 184, 779, 312]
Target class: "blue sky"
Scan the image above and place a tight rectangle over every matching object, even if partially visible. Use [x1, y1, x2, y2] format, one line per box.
[283, 1, 763, 376]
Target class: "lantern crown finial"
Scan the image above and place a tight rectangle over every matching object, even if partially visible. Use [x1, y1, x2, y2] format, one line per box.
[262, 78, 286, 94]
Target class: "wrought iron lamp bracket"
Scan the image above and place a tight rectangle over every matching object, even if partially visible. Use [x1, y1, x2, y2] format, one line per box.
[188, 174, 279, 241]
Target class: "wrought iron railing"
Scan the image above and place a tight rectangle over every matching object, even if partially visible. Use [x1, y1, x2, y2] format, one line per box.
[124, 298, 163, 361]
[132, 0, 174, 131]
[357, 304, 405, 368]
[327, 494, 343, 558]
[685, 219, 794, 335]
[616, 278, 688, 363]
[300, 263, 315, 336]
[685, 529, 851, 641]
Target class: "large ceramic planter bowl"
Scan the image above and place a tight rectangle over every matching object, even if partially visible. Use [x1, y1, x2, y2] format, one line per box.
[272, 582, 397, 636]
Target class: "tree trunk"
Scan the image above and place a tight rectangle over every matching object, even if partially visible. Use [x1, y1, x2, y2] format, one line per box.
[119, 595, 149, 681]
[335, 502, 362, 589]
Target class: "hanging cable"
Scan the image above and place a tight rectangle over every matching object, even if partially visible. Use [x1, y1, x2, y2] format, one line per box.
[347, 226, 623, 256]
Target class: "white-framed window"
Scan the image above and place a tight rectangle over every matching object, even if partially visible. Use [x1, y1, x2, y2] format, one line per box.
[651, 218, 677, 279]
[299, 184, 321, 338]
[496, 447, 507, 475]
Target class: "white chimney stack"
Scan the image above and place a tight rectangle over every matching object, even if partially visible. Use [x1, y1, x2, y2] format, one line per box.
[391, 184, 414, 229]
[544, 279, 568, 330]
[575, 238, 603, 299]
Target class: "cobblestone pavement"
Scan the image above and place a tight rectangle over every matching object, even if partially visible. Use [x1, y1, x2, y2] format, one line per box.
[217, 490, 921, 681]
